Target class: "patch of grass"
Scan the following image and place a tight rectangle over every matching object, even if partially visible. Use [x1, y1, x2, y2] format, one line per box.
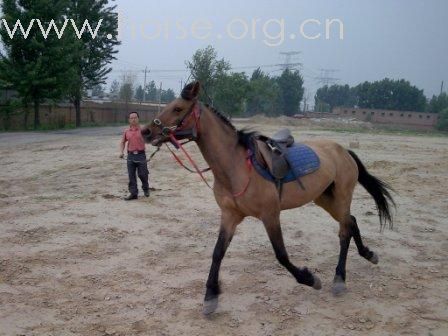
[34, 123, 77, 131]
[34, 195, 62, 201]
[39, 169, 58, 176]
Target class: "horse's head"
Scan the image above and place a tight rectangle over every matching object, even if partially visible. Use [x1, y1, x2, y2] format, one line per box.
[141, 81, 201, 146]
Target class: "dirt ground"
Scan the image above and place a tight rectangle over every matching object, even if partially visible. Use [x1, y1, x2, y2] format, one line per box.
[0, 119, 447, 336]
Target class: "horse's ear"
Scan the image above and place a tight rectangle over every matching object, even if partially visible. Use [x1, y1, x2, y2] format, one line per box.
[181, 81, 201, 100]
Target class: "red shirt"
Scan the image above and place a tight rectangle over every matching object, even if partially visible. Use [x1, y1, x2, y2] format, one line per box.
[122, 125, 146, 152]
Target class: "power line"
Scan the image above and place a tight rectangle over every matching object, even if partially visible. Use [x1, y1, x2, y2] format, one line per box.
[110, 60, 313, 75]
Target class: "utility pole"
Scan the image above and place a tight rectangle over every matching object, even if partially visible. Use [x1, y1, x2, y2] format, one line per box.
[315, 68, 340, 86]
[441, 81, 444, 95]
[158, 82, 162, 113]
[143, 67, 148, 103]
[302, 88, 312, 113]
[277, 51, 302, 71]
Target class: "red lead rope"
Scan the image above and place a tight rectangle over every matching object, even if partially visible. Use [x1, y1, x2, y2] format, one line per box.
[167, 132, 252, 197]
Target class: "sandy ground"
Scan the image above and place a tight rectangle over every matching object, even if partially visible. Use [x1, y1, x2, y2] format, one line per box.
[0, 119, 447, 336]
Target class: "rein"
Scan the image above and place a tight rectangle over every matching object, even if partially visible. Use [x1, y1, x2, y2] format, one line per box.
[167, 133, 213, 189]
[147, 146, 160, 161]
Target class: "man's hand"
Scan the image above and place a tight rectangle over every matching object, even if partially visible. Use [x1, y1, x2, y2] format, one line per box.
[119, 153, 124, 159]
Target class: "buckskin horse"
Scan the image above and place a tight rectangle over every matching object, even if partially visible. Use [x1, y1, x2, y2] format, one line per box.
[141, 81, 395, 315]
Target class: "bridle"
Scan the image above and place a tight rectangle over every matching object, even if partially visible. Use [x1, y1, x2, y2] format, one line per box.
[150, 101, 252, 197]
[151, 101, 212, 186]
[151, 101, 201, 146]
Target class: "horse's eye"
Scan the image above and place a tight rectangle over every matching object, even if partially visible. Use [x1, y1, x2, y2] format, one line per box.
[174, 107, 182, 113]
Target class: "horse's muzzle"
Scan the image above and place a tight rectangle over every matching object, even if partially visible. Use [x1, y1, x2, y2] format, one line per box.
[141, 127, 153, 143]
[141, 127, 166, 146]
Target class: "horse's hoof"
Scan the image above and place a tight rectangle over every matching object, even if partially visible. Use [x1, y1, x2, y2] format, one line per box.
[202, 298, 219, 315]
[312, 275, 322, 290]
[332, 279, 347, 296]
[369, 252, 379, 264]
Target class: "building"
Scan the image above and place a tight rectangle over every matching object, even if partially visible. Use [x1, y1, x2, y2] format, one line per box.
[332, 107, 439, 130]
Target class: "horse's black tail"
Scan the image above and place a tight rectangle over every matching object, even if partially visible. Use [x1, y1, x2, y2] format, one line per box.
[348, 150, 396, 230]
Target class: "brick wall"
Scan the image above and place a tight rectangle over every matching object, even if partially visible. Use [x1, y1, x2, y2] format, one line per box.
[332, 107, 439, 130]
[0, 101, 164, 130]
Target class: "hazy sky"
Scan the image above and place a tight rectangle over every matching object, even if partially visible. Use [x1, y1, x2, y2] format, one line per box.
[110, 0, 447, 100]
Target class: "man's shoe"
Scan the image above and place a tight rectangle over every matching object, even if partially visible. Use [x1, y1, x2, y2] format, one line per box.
[124, 194, 138, 201]
[143, 190, 150, 197]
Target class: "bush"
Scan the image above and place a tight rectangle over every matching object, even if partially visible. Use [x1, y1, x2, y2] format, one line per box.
[436, 108, 448, 131]
[0, 99, 22, 130]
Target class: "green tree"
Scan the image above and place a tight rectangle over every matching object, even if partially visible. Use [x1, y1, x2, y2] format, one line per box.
[314, 84, 356, 112]
[109, 80, 120, 100]
[119, 73, 135, 119]
[145, 81, 158, 102]
[135, 85, 144, 102]
[436, 107, 448, 131]
[119, 83, 133, 102]
[186, 45, 230, 103]
[160, 88, 175, 103]
[427, 93, 448, 113]
[354, 78, 426, 111]
[135, 81, 158, 102]
[214, 72, 249, 116]
[91, 84, 105, 98]
[0, 0, 75, 129]
[66, 0, 120, 127]
[119, 83, 133, 115]
[276, 69, 304, 116]
[246, 68, 279, 116]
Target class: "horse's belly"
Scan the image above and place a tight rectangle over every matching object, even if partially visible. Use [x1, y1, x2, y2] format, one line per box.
[280, 168, 334, 210]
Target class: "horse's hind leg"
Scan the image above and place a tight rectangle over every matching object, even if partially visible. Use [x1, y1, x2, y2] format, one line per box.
[262, 212, 322, 290]
[315, 194, 379, 296]
[350, 215, 378, 264]
[333, 216, 379, 295]
[333, 216, 352, 295]
[315, 193, 353, 295]
[203, 210, 242, 315]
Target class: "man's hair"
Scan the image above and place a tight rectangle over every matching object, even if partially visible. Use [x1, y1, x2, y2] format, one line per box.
[129, 111, 139, 118]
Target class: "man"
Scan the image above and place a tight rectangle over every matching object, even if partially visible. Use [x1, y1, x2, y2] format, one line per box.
[119, 111, 150, 200]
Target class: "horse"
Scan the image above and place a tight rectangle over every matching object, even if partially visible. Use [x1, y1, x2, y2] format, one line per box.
[141, 81, 395, 315]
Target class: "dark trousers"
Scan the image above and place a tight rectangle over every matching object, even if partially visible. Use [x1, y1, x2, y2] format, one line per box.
[127, 152, 149, 196]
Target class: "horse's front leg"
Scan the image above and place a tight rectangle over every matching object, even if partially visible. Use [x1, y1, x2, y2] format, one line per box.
[203, 210, 242, 315]
[262, 212, 322, 290]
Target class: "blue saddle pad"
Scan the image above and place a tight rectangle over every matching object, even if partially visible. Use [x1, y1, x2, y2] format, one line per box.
[286, 143, 321, 178]
[251, 143, 320, 183]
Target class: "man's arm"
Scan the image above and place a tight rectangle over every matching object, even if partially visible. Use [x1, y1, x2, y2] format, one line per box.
[119, 132, 127, 158]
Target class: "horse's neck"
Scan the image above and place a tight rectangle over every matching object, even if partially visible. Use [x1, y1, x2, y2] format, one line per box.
[195, 109, 246, 190]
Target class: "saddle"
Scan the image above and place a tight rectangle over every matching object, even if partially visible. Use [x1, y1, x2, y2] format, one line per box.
[253, 128, 299, 196]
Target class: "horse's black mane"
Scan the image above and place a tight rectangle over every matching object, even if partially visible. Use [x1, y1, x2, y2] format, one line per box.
[204, 104, 235, 131]
[204, 103, 258, 149]
[237, 129, 259, 149]
[182, 82, 258, 148]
